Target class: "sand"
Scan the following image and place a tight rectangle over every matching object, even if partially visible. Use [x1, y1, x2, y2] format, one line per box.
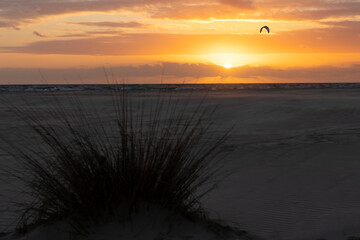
[1, 89, 360, 239]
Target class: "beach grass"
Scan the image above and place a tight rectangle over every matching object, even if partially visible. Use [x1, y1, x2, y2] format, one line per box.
[1, 86, 230, 234]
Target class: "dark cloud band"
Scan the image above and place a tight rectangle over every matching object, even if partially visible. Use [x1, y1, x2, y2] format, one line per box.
[1, 63, 359, 84]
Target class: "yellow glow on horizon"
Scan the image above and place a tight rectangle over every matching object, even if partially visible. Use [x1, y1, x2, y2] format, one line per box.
[205, 53, 247, 67]
[1, 53, 360, 69]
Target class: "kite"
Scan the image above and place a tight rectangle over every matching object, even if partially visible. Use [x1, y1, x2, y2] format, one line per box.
[260, 26, 270, 34]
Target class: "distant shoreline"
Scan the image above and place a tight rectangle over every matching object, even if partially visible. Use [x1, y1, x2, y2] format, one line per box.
[2, 83, 360, 92]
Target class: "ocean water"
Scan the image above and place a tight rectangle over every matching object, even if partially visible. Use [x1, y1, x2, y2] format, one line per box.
[1, 83, 360, 92]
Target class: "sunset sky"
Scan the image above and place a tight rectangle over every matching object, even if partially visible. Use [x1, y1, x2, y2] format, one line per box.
[0, 0, 360, 84]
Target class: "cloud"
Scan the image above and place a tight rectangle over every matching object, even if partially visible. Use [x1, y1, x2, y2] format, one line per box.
[219, 0, 253, 8]
[255, 0, 360, 21]
[2, 22, 360, 55]
[57, 30, 122, 38]
[268, 1, 360, 21]
[1, 63, 360, 84]
[321, 20, 360, 29]
[151, 5, 248, 20]
[151, 0, 360, 20]
[33, 31, 46, 38]
[134, 63, 360, 82]
[57, 33, 90, 38]
[69, 21, 149, 28]
[0, 34, 222, 55]
[1, 0, 359, 25]
[230, 65, 360, 82]
[85, 30, 122, 35]
[0, 0, 189, 22]
[0, 20, 19, 30]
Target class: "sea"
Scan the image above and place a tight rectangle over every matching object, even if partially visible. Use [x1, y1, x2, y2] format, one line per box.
[1, 83, 360, 92]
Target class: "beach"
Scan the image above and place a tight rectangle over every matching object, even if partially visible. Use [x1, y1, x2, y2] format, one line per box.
[1, 88, 360, 239]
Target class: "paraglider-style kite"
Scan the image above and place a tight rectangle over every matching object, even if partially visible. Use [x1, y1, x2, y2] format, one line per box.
[260, 26, 270, 34]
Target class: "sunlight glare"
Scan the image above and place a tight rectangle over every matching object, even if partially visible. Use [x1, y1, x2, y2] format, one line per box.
[204, 53, 248, 68]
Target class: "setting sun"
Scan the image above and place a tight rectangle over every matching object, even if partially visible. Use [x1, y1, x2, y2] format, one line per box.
[223, 64, 233, 69]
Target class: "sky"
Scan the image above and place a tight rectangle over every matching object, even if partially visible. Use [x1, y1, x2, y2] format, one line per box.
[0, 0, 360, 84]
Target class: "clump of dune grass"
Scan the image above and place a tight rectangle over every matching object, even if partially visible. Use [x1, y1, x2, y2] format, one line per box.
[2, 86, 229, 234]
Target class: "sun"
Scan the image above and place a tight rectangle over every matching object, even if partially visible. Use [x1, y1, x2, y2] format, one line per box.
[223, 63, 233, 69]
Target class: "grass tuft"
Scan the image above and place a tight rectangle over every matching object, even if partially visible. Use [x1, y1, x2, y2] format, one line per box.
[2, 86, 229, 234]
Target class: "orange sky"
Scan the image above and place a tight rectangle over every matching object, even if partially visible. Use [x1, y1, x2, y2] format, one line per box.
[0, 0, 360, 84]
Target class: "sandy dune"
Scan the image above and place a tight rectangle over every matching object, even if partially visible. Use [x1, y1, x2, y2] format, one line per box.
[1, 89, 360, 239]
